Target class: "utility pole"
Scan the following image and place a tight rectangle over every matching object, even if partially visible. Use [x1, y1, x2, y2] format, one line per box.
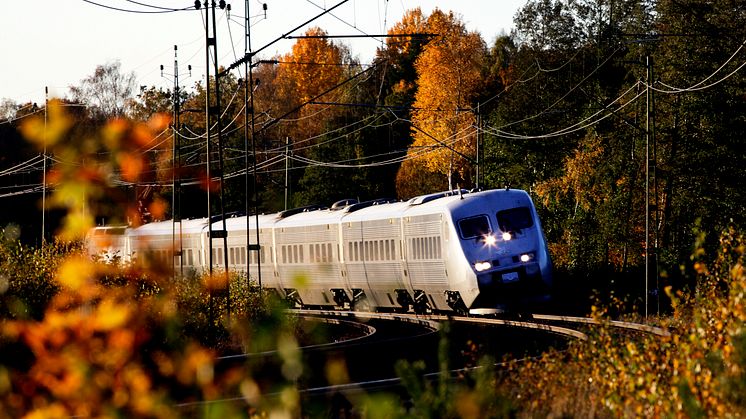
[244, 0, 264, 293]
[285, 137, 291, 210]
[42, 87, 48, 247]
[476, 103, 480, 190]
[199, 0, 232, 316]
[163, 45, 190, 278]
[644, 55, 659, 317]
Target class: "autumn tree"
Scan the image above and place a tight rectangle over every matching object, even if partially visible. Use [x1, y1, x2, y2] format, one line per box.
[396, 9, 486, 196]
[69, 61, 138, 120]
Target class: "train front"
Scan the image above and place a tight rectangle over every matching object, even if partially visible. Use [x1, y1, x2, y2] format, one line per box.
[452, 189, 553, 312]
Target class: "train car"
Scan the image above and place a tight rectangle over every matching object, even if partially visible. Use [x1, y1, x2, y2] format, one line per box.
[85, 188, 553, 314]
[86, 225, 129, 263]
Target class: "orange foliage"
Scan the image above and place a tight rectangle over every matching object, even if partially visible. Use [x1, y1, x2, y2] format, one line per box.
[407, 9, 485, 179]
[272, 27, 346, 147]
[19, 100, 172, 235]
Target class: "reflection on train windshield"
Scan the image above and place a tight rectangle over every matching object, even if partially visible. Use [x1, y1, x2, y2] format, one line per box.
[458, 215, 490, 239]
[497, 207, 533, 232]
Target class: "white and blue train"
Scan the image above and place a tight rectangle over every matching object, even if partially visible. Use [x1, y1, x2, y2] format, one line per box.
[86, 188, 553, 314]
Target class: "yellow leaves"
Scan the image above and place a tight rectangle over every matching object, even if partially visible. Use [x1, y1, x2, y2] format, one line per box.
[59, 210, 96, 242]
[401, 9, 485, 179]
[20, 99, 74, 150]
[325, 358, 349, 386]
[57, 256, 95, 291]
[92, 299, 130, 331]
[178, 345, 215, 386]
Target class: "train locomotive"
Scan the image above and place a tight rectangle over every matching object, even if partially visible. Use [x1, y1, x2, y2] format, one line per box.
[86, 188, 553, 314]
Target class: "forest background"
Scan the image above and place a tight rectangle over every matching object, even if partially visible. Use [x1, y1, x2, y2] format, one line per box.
[2, 0, 746, 312]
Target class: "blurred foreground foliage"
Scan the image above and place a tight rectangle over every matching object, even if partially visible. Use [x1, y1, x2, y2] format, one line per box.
[501, 225, 746, 417]
[3, 100, 746, 417]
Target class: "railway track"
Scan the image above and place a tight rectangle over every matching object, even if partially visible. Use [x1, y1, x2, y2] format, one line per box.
[179, 309, 670, 413]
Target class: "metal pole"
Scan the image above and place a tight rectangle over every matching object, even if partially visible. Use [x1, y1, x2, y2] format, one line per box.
[204, 1, 214, 275]
[211, 0, 231, 317]
[284, 136, 290, 210]
[476, 103, 480, 190]
[245, 0, 262, 292]
[172, 45, 179, 278]
[42, 87, 48, 246]
[645, 55, 650, 318]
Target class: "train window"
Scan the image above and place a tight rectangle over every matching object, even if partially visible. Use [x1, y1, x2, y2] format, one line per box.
[282, 246, 287, 264]
[310, 244, 316, 263]
[327, 243, 333, 262]
[436, 238, 442, 258]
[321, 243, 327, 262]
[497, 207, 534, 232]
[240, 247, 246, 265]
[230, 248, 235, 265]
[458, 215, 490, 239]
[385, 240, 391, 260]
[353, 242, 358, 261]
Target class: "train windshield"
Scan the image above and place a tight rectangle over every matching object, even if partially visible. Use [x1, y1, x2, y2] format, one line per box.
[458, 215, 490, 239]
[497, 207, 533, 232]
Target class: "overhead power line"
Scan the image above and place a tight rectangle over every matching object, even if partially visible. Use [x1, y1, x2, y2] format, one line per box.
[81, 0, 195, 13]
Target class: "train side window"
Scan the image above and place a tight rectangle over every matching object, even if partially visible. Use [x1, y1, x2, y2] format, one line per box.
[230, 248, 235, 265]
[327, 243, 333, 262]
[310, 244, 316, 263]
[282, 246, 287, 264]
[321, 243, 327, 262]
[436, 238, 442, 259]
[496, 207, 534, 232]
[458, 215, 490, 239]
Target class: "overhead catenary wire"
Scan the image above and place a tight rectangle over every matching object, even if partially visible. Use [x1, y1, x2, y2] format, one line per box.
[81, 0, 195, 13]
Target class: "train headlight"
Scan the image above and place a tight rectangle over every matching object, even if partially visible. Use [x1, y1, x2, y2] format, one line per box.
[474, 261, 492, 272]
[502, 232, 512, 241]
[520, 252, 535, 262]
[483, 234, 497, 246]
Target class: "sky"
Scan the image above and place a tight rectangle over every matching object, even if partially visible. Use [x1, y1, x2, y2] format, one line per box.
[1, 0, 527, 105]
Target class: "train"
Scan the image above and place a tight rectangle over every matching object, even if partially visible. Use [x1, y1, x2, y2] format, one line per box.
[86, 188, 553, 314]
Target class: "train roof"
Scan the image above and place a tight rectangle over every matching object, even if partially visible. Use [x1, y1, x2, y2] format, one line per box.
[130, 217, 209, 236]
[272, 207, 348, 228]
[218, 213, 278, 231]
